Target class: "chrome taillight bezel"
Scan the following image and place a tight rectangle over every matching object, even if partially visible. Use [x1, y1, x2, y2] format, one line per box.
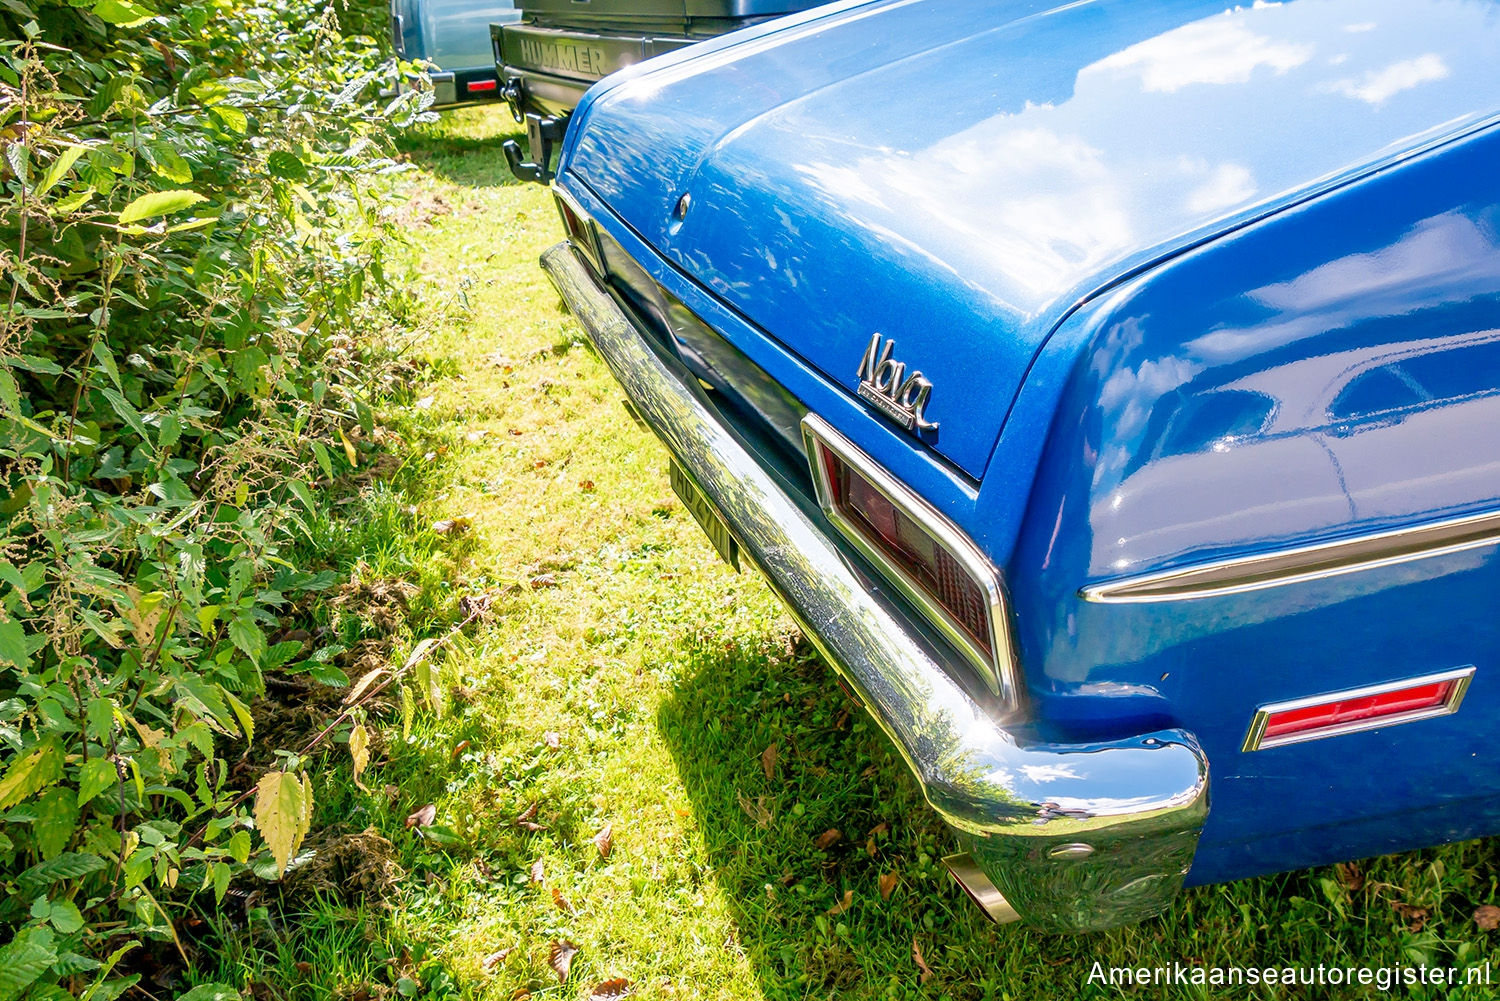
[554, 185, 603, 277]
[802, 413, 1018, 706]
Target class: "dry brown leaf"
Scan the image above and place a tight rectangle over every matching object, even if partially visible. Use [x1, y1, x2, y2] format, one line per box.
[405, 803, 436, 828]
[827, 890, 854, 916]
[510, 991, 530, 1001]
[879, 872, 898, 900]
[865, 837, 877, 858]
[760, 744, 778, 780]
[551, 886, 574, 913]
[450, 739, 471, 761]
[1476, 905, 1500, 931]
[579, 480, 596, 492]
[868, 821, 890, 838]
[516, 802, 539, 824]
[1392, 902, 1430, 932]
[344, 666, 391, 706]
[1336, 861, 1364, 892]
[544, 731, 561, 750]
[814, 829, 842, 851]
[432, 516, 472, 536]
[594, 823, 613, 859]
[530, 858, 545, 884]
[736, 789, 772, 828]
[481, 947, 513, 972]
[530, 573, 558, 589]
[519, 820, 546, 831]
[588, 978, 631, 1000]
[549, 940, 578, 983]
[912, 938, 933, 984]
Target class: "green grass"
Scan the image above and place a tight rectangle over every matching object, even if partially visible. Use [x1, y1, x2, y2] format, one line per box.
[202, 106, 1500, 1001]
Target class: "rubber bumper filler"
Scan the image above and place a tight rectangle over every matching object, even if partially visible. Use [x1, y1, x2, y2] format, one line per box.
[541, 241, 1210, 932]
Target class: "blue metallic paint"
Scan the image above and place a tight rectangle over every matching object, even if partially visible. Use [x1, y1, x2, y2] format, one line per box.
[1013, 123, 1500, 884]
[555, 0, 1500, 898]
[563, 0, 1500, 480]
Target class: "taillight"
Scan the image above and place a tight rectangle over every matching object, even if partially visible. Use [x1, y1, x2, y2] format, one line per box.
[467, 78, 498, 93]
[554, 187, 602, 275]
[803, 414, 1015, 702]
[1244, 667, 1474, 751]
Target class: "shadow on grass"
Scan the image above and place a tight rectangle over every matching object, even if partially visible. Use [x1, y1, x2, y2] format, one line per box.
[656, 629, 1500, 999]
[395, 105, 528, 188]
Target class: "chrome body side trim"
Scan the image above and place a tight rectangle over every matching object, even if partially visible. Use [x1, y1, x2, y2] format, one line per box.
[543, 240, 1209, 932]
[802, 414, 1018, 704]
[1242, 666, 1475, 752]
[1082, 508, 1500, 604]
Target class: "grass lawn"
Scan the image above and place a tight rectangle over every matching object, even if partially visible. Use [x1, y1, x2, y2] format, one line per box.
[208, 106, 1500, 1001]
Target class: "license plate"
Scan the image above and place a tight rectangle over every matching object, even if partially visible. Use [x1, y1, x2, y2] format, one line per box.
[669, 461, 740, 572]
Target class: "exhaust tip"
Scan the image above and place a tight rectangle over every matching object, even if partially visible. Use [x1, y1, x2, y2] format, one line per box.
[942, 853, 1021, 924]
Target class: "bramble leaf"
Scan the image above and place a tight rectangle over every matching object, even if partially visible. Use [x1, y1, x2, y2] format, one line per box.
[33, 787, 79, 860]
[348, 722, 370, 791]
[0, 740, 63, 810]
[77, 758, 116, 809]
[253, 770, 312, 876]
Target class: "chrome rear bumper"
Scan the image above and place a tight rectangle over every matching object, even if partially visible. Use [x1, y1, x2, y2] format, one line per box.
[542, 241, 1209, 931]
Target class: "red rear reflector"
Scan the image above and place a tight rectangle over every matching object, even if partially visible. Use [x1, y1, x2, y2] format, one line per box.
[1245, 668, 1474, 751]
[467, 79, 498, 92]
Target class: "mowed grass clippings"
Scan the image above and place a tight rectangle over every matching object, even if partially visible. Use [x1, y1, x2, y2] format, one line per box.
[213, 106, 1500, 1000]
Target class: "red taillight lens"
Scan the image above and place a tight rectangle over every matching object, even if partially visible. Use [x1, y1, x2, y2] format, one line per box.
[1247, 668, 1473, 750]
[467, 78, 498, 93]
[1262, 681, 1453, 740]
[815, 439, 994, 659]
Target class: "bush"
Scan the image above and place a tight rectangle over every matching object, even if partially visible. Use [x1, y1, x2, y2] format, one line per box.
[0, 1, 431, 995]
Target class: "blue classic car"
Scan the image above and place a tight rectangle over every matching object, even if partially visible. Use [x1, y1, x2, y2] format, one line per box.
[389, 0, 521, 106]
[541, 0, 1500, 930]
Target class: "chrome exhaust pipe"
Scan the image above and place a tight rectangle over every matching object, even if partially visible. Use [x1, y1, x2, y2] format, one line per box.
[943, 853, 1021, 924]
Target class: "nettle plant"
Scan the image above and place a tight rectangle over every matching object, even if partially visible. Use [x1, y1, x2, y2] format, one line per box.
[0, 0, 435, 994]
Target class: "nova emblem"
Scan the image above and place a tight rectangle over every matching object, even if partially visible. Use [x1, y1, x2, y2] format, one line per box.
[856, 333, 939, 433]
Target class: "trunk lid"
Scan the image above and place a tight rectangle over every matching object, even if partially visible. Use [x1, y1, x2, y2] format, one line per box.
[564, 0, 1500, 479]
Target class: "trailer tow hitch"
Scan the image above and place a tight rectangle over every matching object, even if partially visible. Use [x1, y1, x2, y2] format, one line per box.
[504, 113, 566, 184]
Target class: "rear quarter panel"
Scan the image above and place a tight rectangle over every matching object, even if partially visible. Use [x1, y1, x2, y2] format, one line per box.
[1009, 123, 1500, 885]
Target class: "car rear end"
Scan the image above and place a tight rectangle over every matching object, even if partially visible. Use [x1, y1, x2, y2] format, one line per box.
[493, 0, 828, 121]
[542, 0, 1500, 928]
[390, 0, 520, 106]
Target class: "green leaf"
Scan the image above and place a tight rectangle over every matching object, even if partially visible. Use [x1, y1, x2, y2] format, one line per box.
[208, 106, 247, 135]
[91, 0, 155, 26]
[17, 852, 106, 887]
[0, 617, 29, 671]
[33, 787, 78, 859]
[116, 188, 204, 225]
[227, 615, 265, 664]
[77, 757, 116, 809]
[101, 388, 150, 444]
[221, 688, 254, 744]
[35, 145, 86, 197]
[146, 146, 192, 184]
[157, 412, 181, 450]
[287, 478, 315, 513]
[227, 829, 251, 864]
[0, 926, 57, 1001]
[48, 900, 84, 935]
[266, 151, 308, 182]
[55, 188, 95, 213]
[92, 340, 122, 391]
[0, 739, 63, 810]
[178, 985, 239, 1001]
